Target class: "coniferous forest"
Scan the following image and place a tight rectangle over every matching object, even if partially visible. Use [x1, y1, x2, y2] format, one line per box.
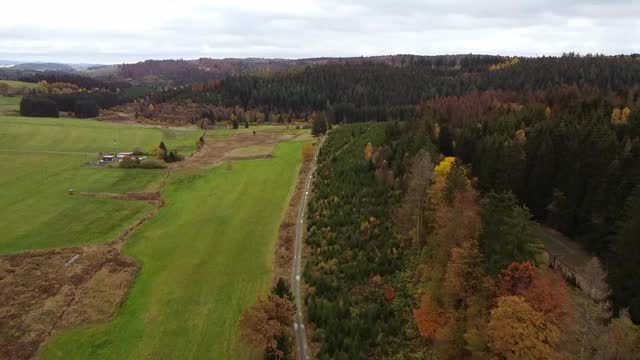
[261, 55, 640, 358]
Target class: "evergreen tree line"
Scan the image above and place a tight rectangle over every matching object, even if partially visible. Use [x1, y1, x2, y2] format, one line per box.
[156, 54, 640, 118]
[304, 123, 412, 359]
[19, 91, 127, 118]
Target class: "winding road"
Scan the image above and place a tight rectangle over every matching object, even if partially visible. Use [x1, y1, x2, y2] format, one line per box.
[292, 137, 323, 360]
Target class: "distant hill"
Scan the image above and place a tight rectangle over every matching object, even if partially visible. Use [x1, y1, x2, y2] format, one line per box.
[1, 54, 502, 85]
[10, 62, 75, 72]
[116, 54, 500, 85]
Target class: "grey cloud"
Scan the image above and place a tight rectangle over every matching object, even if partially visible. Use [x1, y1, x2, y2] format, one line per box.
[0, 0, 638, 63]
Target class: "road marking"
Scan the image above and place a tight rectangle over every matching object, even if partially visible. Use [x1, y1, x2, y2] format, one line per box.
[296, 275, 300, 281]
[300, 323, 305, 329]
[294, 322, 299, 330]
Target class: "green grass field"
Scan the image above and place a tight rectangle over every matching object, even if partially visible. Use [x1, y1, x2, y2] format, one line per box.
[0, 116, 201, 254]
[0, 79, 38, 90]
[1, 111, 308, 358]
[42, 140, 306, 359]
[0, 95, 20, 115]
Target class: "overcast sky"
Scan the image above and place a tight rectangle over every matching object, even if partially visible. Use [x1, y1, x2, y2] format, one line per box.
[1, 0, 638, 64]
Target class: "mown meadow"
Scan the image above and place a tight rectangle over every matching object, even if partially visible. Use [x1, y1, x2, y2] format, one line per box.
[0, 110, 201, 253]
[42, 141, 307, 359]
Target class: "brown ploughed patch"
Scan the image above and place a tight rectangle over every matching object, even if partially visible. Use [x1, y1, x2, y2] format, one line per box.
[0, 246, 137, 360]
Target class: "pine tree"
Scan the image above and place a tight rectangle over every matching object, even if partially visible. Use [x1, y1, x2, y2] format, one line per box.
[609, 186, 640, 323]
[480, 192, 542, 275]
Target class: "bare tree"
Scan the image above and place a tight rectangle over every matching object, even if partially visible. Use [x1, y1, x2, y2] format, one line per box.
[395, 150, 432, 249]
[577, 257, 611, 359]
[596, 310, 639, 360]
[583, 257, 610, 302]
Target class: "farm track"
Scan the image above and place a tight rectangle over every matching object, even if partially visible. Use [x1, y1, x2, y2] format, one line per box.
[292, 136, 323, 360]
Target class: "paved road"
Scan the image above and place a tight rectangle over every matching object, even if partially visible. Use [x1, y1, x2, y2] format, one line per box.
[292, 137, 323, 360]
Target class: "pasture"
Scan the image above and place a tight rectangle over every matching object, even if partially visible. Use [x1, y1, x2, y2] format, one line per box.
[0, 95, 20, 115]
[41, 140, 307, 359]
[0, 79, 38, 90]
[0, 110, 309, 359]
[0, 116, 202, 253]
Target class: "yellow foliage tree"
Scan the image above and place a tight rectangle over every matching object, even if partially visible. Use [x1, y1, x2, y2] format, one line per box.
[364, 142, 374, 161]
[514, 129, 527, 145]
[489, 57, 520, 71]
[488, 296, 562, 360]
[612, 107, 623, 124]
[430, 157, 456, 210]
[622, 107, 632, 123]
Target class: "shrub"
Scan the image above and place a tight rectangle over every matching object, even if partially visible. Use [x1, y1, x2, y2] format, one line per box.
[119, 157, 166, 169]
[164, 150, 183, 163]
[138, 159, 166, 169]
[20, 96, 59, 117]
[118, 156, 140, 168]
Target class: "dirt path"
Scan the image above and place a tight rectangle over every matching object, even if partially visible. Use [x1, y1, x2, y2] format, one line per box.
[292, 136, 323, 360]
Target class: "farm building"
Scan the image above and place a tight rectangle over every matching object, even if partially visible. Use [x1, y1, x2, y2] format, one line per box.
[98, 152, 147, 166]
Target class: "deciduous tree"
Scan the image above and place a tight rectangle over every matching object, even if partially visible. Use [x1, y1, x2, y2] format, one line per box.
[498, 261, 538, 297]
[414, 293, 448, 340]
[444, 238, 488, 306]
[521, 271, 574, 329]
[488, 296, 561, 360]
[596, 311, 640, 360]
[364, 142, 374, 161]
[239, 295, 295, 358]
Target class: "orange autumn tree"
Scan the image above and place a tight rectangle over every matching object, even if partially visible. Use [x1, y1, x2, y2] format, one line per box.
[488, 296, 562, 360]
[498, 262, 574, 329]
[414, 293, 448, 339]
[521, 271, 574, 328]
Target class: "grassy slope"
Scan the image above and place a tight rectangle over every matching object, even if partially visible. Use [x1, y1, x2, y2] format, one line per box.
[0, 80, 38, 89]
[0, 116, 199, 153]
[0, 116, 200, 253]
[42, 140, 306, 359]
[0, 95, 20, 115]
